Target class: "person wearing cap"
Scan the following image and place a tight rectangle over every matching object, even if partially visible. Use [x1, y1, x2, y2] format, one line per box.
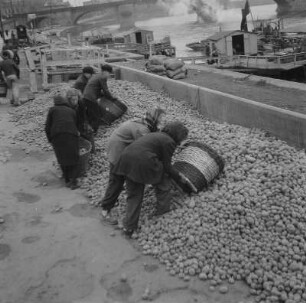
[83, 64, 117, 133]
[100, 107, 166, 225]
[73, 66, 95, 94]
[0, 50, 20, 106]
[112, 121, 190, 237]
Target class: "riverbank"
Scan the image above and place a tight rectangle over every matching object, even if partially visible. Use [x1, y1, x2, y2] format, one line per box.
[116, 59, 306, 115]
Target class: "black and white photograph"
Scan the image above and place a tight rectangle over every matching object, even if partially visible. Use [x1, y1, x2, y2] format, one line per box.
[0, 0, 306, 302]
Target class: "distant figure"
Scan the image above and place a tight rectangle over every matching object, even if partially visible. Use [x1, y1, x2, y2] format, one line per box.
[3, 30, 11, 43]
[0, 50, 20, 106]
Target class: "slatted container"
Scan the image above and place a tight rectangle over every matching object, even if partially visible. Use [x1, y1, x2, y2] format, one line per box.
[173, 141, 225, 193]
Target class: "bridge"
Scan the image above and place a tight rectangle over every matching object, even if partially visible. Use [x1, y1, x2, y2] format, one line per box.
[12, 0, 164, 29]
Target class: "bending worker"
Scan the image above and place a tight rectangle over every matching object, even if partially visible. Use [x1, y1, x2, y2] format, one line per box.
[83, 64, 117, 134]
[100, 107, 166, 225]
[112, 121, 190, 237]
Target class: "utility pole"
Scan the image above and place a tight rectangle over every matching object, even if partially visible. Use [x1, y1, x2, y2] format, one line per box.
[10, 0, 16, 28]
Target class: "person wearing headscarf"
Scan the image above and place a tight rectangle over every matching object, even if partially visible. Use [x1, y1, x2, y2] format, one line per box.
[0, 50, 20, 106]
[100, 107, 166, 225]
[73, 66, 95, 94]
[83, 64, 117, 134]
[112, 121, 189, 236]
[45, 94, 80, 190]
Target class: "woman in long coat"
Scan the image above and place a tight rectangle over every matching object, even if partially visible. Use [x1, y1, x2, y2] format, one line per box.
[45, 94, 80, 189]
[100, 107, 165, 225]
[113, 121, 189, 236]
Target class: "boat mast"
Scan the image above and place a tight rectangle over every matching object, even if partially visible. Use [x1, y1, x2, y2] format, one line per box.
[249, 0, 256, 31]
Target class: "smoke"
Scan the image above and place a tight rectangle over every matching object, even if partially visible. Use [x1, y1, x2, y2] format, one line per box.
[157, 0, 227, 22]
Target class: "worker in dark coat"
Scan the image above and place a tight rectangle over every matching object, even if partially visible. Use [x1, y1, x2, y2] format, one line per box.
[83, 64, 117, 133]
[100, 107, 165, 225]
[45, 94, 80, 190]
[73, 66, 95, 94]
[113, 121, 189, 237]
[66, 87, 96, 154]
[0, 50, 20, 106]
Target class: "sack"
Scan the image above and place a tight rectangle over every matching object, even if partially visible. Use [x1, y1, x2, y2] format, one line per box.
[166, 66, 187, 78]
[164, 59, 184, 71]
[155, 71, 167, 76]
[149, 55, 167, 65]
[146, 64, 166, 73]
[172, 71, 187, 80]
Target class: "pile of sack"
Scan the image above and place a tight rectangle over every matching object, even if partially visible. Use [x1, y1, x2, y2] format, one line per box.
[145, 56, 188, 80]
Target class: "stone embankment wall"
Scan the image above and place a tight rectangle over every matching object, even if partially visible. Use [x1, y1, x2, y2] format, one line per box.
[114, 65, 306, 150]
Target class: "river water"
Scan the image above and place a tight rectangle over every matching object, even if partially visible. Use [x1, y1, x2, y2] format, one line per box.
[97, 3, 305, 57]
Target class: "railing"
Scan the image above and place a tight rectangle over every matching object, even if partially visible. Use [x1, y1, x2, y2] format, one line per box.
[177, 56, 207, 65]
[99, 42, 175, 56]
[232, 52, 306, 70]
[40, 46, 106, 86]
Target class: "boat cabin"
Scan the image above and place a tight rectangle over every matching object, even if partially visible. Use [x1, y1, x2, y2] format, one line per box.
[115, 28, 154, 45]
[205, 30, 258, 57]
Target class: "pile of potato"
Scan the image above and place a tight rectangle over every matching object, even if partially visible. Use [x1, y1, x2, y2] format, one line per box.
[10, 79, 306, 302]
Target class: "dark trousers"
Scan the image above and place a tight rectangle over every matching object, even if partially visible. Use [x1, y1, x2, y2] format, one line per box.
[60, 164, 78, 184]
[101, 164, 125, 211]
[124, 174, 173, 231]
[83, 98, 101, 133]
[124, 178, 145, 231]
[154, 174, 173, 215]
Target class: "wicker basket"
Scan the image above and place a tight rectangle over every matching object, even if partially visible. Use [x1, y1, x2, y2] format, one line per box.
[173, 141, 224, 193]
[98, 97, 127, 125]
[77, 137, 92, 177]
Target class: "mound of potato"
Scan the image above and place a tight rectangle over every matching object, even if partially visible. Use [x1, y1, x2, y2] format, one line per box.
[10, 79, 306, 303]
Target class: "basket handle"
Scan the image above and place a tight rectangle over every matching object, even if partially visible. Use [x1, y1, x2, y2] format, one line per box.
[178, 173, 198, 193]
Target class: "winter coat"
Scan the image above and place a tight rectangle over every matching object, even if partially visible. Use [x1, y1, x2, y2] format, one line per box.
[0, 58, 20, 78]
[45, 103, 79, 143]
[73, 74, 88, 94]
[83, 73, 115, 103]
[113, 132, 181, 185]
[107, 120, 151, 165]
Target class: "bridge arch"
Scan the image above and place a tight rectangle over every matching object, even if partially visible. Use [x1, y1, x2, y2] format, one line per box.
[72, 7, 117, 25]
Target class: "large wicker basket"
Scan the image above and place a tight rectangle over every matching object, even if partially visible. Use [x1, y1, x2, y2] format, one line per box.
[77, 137, 92, 177]
[98, 97, 127, 125]
[173, 141, 225, 193]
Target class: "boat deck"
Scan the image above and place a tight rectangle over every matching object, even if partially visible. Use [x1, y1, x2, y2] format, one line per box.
[223, 52, 306, 71]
